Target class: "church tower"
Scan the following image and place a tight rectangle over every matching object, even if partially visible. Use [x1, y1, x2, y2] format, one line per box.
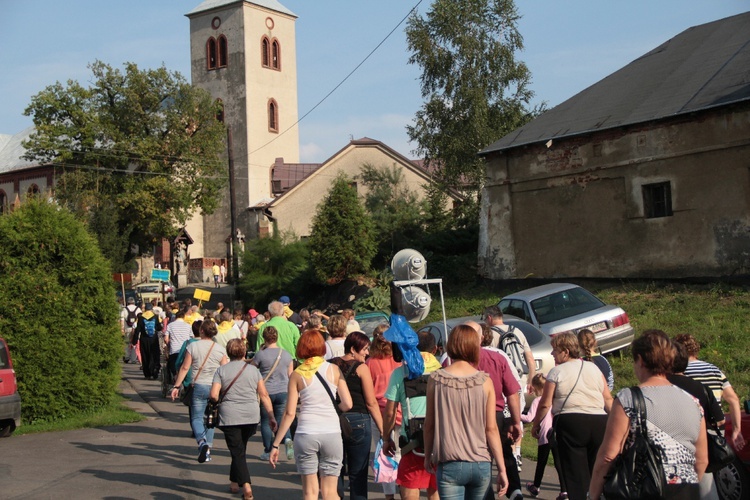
[185, 0, 300, 261]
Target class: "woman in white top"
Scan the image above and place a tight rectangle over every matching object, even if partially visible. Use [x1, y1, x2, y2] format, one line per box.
[171, 320, 228, 463]
[531, 332, 613, 500]
[324, 315, 347, 360]
[270, 330, 353, 500]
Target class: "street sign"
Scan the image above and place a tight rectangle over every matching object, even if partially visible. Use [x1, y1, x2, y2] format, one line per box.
[151, 269, 171, 282]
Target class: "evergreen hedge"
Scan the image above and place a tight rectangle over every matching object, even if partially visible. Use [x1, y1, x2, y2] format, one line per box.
[0, 200, 121, 423]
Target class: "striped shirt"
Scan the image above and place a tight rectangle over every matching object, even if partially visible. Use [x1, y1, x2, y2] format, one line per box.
[166, 318, 194, 355]
[684, 359, 730, 402]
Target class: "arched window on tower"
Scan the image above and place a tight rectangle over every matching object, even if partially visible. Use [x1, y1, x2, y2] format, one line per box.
[218, 35, 228, 67]
[215, 99, 224, 123]
[268, 99, 279, 133]
[261, 37, 270, 68]
[206, 37, 217, 70]
[271, 39, 281, 70]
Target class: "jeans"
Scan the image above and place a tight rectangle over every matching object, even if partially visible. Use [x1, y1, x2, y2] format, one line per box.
[437, 460, 492, 500]
[190, 383, 215, 447]
[260, 392, 292, 452]
[342, 412, 372, 500]
[221, 424, 258, 487]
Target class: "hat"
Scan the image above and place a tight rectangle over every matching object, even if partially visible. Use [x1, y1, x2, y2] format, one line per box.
[248, 308, 259, 319]
[279, 295, 290, 304]
[144, 302, 153, 311]
[127, 297, 135, 304]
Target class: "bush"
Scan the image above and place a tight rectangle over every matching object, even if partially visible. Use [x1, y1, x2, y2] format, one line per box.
[0, 200, 121, 423]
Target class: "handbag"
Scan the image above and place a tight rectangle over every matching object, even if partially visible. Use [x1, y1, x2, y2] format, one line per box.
[315, 364, 357, 439]
[180, 342, 215, 406]
[204, 361, 249, 429]
[546, 359, 584, 448]
[603, 386, 667, 500]
[702, 382, 735, 473]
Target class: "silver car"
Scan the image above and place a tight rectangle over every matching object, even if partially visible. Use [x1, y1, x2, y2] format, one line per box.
[416, 315, 555, 376]
[498, 283, 634, 354]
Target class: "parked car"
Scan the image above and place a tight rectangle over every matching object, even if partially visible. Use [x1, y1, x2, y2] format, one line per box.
[115, 289, 139, 305]
[0, 337, 21, 437]
[498, 283, 634, 354]
[354, 311, 390, 338]
[134, 279, 176, 304]
[717, 403, 750, 500]
[416, 315, 555, 376]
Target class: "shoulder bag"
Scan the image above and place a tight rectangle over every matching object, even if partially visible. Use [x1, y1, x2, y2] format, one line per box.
[546, 359, 584, 448]
[179, 342, 215, 406]
[602, 386, 667, 500]
[702, 384, 736, 473]
[315, 362, 359, 439]
[205, 361, 249, 429]
[262, 348, 284, 383]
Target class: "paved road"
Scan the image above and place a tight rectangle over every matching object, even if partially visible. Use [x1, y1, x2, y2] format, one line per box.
[2, 362, 564, 499]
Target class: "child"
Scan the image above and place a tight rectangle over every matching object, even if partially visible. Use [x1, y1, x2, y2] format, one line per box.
[520, 373, 568, 500]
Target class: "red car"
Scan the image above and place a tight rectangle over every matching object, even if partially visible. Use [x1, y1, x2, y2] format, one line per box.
[716, 403, 750, 500]
[0, 337, 21, 437]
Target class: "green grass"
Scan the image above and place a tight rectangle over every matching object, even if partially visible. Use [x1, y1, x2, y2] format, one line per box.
[419, 280, 750, 462]
[15, 394, 145, 436]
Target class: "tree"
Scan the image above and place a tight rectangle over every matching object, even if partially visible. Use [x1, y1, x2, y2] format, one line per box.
[22, 61, 227, 271]
[358, 163, 424, 265]
[308, 174, 377, 284]
[237, 231, 311, 308]
[405, 0, 543, 190]
[0, 199, 122, 423]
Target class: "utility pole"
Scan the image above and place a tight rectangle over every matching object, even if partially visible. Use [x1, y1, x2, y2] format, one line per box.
[227, 128, 238, 284]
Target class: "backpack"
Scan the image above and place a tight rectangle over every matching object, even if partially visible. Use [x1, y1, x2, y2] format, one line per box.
[402, 373, 430, 456]
[125, 306, 138, 328]
[143, 316, 157, 337]
[496, 325, 529, 376]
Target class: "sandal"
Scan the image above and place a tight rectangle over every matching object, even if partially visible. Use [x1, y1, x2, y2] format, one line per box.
[229, 482, 240, 494]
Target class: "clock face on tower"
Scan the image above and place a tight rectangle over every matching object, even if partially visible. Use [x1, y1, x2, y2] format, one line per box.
[212, 16, 221, 29]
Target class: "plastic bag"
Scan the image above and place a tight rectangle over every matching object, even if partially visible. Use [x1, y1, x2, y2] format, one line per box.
[372, 439, 399, 483]
[384, 314, 424, 380]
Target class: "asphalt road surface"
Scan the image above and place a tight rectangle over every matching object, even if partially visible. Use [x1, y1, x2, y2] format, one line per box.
[2, 362, 563, 499]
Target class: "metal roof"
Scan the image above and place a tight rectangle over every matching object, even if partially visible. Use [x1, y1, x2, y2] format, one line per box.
[481, 12, 750, 155]
[186, 0, 296, 18]
[0, 127, 39, 174]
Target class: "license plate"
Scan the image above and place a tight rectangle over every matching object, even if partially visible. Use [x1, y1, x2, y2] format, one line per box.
[586, 321, 608, 333]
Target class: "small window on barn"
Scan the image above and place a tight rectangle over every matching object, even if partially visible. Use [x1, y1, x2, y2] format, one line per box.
[217, 35, 228, 67]
[642, 181, 673, 218]
[206, 37, 217, 70]
[0, 190, 6, 214]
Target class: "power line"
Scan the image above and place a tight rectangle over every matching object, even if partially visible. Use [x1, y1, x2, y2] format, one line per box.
[247, 0, 424, 156]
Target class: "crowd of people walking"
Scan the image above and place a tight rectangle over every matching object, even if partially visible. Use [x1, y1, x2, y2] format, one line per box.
[119, 293, 745, 500]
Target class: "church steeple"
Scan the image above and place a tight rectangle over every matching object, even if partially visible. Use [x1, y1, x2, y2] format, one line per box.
[186, 0, 299, 252]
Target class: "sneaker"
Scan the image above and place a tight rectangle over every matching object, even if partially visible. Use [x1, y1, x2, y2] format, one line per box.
[286, 439, 295, 461]
[198, 443, 209, 463]
[509, 489, 524, 500]
[204, 450, 212, 462]
[556, 494, 568, 500]
[259, 452, 270, 461]
[515, 454, 523, 472]
[525, 483, 539, 497]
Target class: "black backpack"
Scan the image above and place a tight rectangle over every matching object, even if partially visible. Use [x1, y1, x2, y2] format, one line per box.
[402, 373, 430, 454]
[125, 306, 138, 328]
[497, 325, 529, 376]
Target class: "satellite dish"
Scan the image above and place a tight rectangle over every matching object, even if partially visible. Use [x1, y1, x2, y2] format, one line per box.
[400, 285, 432, 323]
[391, 249, 427, 281]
